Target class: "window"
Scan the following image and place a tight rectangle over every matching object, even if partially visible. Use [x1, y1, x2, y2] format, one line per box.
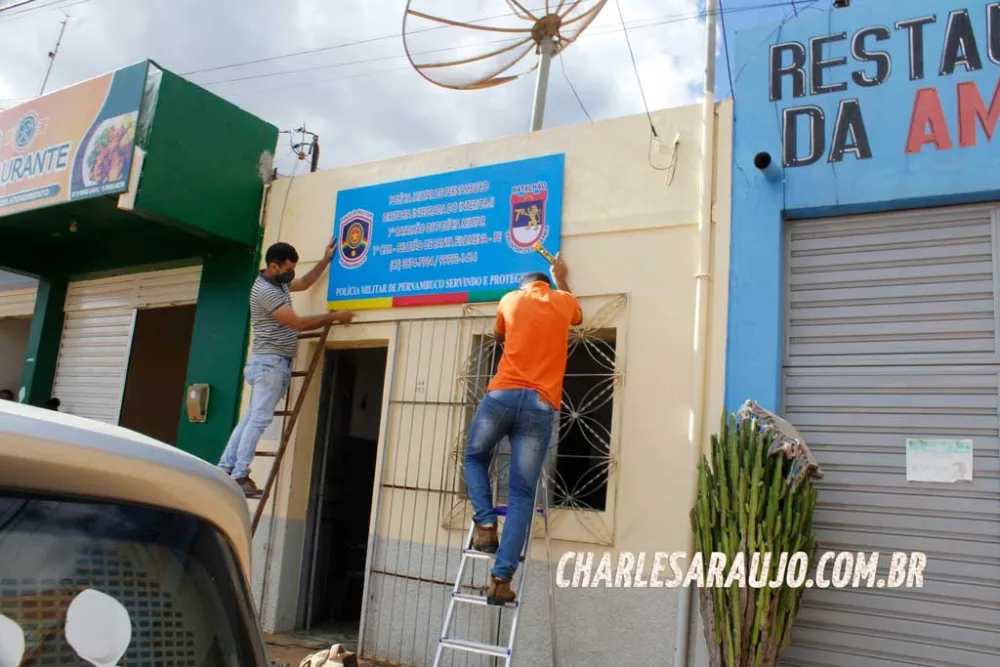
[0, 493, 267, 667]
[462, 328, 619, 512]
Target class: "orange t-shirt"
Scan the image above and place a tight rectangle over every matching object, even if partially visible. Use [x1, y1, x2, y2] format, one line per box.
[487, 281, 582, 411]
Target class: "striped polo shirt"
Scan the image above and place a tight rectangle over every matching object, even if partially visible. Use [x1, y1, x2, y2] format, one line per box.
[250, 271, 298, 359]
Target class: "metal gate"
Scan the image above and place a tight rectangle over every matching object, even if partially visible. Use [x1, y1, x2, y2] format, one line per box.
[53, 266, 202, 423]
[781, 204, 1000, 665]
[359, 295, 628, 666]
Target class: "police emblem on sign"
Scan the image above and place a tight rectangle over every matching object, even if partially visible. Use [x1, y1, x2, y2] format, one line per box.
[338, 209, 373, 270]
[507, 181, 549, 254]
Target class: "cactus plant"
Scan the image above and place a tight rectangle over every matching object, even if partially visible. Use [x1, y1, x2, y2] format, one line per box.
[690, 400, 824, 667]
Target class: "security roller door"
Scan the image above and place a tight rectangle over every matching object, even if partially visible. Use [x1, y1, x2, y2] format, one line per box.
[781, 204, 1000, 666]
[0, 287, 38, 318]
[52, 266, 201, 423]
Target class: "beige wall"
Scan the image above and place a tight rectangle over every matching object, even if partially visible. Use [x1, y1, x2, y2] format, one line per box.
[246, 101, 732, 632]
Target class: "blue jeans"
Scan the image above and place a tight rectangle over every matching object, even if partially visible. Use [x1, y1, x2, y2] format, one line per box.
[218, 353, 292, 480]
[463, 388, 556, 580]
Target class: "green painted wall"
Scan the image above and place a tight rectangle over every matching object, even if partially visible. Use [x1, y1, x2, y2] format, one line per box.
[19, 275, 67, 406]
[2, 63, 278, 463]
[133, 68, 278, 248]
[174, 244, 259, 463]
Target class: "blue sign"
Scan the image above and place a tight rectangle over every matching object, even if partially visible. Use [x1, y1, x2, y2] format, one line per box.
[327, 153, 565, 309]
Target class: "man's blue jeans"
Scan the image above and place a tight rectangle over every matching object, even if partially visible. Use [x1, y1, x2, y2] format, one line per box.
[218, 353, 292, 480]
[463, 388, 555, 580]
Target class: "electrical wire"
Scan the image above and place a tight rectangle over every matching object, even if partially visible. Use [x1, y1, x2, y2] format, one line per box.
[0, 0, 43, 14]
[180, 2, 559, 77]
[558, 50, 592, 122]
[196, 1, 804, 93]
[196, 9, 667, 88]
[719, 0, 736, 100]
[181, 0, 806, 81]
[204, 12, 690, 100]
[0, 0, 90, 20]
[612, 0, 656, 137]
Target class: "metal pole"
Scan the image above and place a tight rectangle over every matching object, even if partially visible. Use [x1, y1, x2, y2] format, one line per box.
[529, 38, 557, 132]
[39, 16, 68, 96]
[676, 1, 718, 666]
[310, 134, 320, 172]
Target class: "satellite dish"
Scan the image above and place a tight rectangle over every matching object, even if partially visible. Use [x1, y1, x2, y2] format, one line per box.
[403, 1, 607, 131]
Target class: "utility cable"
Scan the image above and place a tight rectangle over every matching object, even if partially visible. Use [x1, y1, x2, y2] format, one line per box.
[0, 0, 90, 20]
[613, 0, 656, 137]
[195, 1, 806, 91]
[196, 10, 663, 87]
[719, 0, 736, 100]
[182, 0, 811, 80]
[558, 50, 592, 122]
[180, 2, 559, 77]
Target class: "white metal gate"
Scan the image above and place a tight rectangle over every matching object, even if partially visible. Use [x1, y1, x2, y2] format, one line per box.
[781, 204, 1000, 665]
[359, 295, 627, 667]
[52, 266, 202, 423]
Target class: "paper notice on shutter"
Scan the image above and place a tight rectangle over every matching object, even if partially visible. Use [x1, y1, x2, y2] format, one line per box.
[905, 439, 973, 483]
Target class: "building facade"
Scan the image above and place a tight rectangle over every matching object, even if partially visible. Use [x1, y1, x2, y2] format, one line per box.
[727, 1, 1000, 665]
[246, 101, 733, 666]
[0, 61, 277, 460]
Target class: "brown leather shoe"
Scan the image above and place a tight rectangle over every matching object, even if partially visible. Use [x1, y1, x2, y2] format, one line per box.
[471, 523, 499, 553]
[234, 476, 262, 499]
[487, 575, 516, 605]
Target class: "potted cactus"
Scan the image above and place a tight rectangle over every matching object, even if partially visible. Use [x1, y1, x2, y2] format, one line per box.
[690, 400, 824, 667]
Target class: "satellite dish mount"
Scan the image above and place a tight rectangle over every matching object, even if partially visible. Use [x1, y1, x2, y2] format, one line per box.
[528, 14, 562, 131]
[402, 1, 607, 132]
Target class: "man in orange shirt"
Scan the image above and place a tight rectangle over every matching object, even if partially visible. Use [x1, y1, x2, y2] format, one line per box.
[462, 253, 582, 605]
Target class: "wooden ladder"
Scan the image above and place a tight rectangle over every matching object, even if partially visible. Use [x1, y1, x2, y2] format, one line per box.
[250, 323, 332, 535]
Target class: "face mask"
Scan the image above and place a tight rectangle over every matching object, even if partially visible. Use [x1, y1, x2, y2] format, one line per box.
[275, 269, 295, 284]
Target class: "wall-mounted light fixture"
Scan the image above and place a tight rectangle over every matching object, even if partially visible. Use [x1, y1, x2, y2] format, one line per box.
[753, 151, 782, 183]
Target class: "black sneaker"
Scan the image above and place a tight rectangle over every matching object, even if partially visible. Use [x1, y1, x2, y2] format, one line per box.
[234, 476, 262, 499]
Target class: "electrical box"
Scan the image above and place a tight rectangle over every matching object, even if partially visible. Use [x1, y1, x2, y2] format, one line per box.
[186, 384, 210, 423]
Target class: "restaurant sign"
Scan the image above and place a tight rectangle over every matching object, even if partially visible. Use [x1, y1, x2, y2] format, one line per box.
[771, 3, 1000, 168]
[0, 61, 148, 217]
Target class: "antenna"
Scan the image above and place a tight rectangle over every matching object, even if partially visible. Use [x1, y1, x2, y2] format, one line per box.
[289, 125, 321, 172]
[402, 1, 607, 132]
[39, 14, 69, 96]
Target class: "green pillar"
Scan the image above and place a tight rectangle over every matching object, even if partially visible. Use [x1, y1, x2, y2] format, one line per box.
[19, 275, 68, 406]
[174, 244, 257, 463]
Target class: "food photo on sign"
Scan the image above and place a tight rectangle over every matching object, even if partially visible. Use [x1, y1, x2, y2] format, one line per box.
[326, 153, 565, 311]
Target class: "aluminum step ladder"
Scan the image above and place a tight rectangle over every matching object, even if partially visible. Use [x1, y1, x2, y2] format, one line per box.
[433, 472, 559, 667]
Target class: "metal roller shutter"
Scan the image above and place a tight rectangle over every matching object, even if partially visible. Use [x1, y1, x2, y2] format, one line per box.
[0, 287, 38, 318]
[52, 266, 201, 424]
[781, 204, 1000, 667]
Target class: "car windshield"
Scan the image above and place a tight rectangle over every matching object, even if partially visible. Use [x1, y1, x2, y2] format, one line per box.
[0, 492, 265, 667]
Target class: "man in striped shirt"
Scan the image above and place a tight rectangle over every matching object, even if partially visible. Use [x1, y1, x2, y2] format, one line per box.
[218, 241, 356, 497]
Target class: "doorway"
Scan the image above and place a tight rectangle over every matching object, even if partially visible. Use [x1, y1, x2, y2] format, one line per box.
[300, 346, 388, 637]
[118, 305, 197, 445]
[0, 316, 32, 399]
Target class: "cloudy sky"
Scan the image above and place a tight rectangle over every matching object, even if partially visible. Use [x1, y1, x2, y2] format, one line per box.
[0, 0, 820, 288]
[0, 0, 818, 173]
